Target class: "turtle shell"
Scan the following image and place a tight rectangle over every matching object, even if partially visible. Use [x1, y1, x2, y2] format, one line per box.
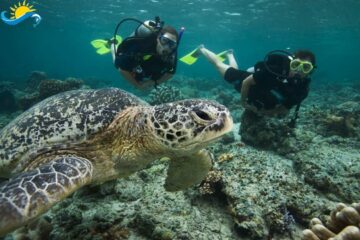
[0, 88, 148, 175]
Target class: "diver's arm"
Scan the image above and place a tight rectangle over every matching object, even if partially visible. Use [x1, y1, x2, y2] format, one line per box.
[155, 73, 173, 85]
[257, 105, 289, 117]
[240, 75, 256, 110]
[131, 73, 173, 90]
[118, 69, 149, 90]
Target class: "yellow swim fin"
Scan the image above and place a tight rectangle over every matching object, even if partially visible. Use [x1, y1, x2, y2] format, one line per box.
[96, 47, 111, 55]
[179, 47, 201, 65]
[90, 39, 107, 48]
[91, 35, 122, 55]
[216, 50, 228, 62]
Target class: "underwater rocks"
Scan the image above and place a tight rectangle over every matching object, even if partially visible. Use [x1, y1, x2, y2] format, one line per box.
[307, 101, 360, 138]
[38, 78, 84, 99]
[26, 71, 47, 92]
[147, 85, 185, 105]
[35, 162, 238, 240]
[1, 72, 85, 112]
[239, 110, 311, 155]
[12, 216, 53, 240]
[0, 82, 17, 113]
[292, 144, 360, 203]
[214, 143, 332, 239]
[18, 75, 85, 110]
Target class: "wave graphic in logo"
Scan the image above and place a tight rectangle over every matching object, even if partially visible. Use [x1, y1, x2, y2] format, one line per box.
[1, 0, 41, 27]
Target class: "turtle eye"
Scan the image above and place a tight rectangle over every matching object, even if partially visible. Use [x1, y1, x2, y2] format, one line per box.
[190, 110, 214, 125]
[194, 110, 212, 121]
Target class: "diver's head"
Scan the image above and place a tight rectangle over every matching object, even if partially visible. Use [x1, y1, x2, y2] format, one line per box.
[289, 50, 316, 78]
[156, 25, 178, 56]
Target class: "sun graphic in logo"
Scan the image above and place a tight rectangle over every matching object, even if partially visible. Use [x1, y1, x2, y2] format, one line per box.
[1, 0, 41, 26]
[9, 0, 36, 19]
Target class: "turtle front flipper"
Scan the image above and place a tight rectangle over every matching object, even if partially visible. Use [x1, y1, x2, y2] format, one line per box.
[165, 149, 212, 192]
[0, 155, 93, 236]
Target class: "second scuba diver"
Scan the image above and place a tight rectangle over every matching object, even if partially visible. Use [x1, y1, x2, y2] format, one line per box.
[192, 46, 316, 125]
[111, 17, 181, 89]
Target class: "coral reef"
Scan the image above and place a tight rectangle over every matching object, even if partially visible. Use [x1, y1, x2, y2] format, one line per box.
[17, 93, 40, 110]
[35, 163, 238, 240]
[217, 143, 330, 239]
[0, 112, 22, 130]
[38, 77, 84, 99]
[217, 152, 234, 163]
[310, 101, 360, 138]
[147, 85, 184, 105]
[17, 76, 85, 110]
[26, 71, 47, 92]
[0, 81, 17, 113]
[302, 202, 360, 240]
[239, 109, 308, 154]
[0, 73, 86, 113]
[13, 217, 52, 240]
[199, 170, 223, 195]
[1, 76, 360, 240]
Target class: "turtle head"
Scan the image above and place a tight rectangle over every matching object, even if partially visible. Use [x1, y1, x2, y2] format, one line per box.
[150, 99, 233, 152]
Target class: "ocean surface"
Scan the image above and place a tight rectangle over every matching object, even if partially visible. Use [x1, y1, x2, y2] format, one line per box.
[1, 0, 359, 90]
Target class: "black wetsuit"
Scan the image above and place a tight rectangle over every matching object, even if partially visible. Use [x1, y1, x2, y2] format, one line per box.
[224, 54, 311, 110]
[114, 35, 177, 82]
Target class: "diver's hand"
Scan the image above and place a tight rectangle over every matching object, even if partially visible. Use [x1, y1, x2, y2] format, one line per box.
[241, 101, 259, 113]
[256, 105, 289, 117]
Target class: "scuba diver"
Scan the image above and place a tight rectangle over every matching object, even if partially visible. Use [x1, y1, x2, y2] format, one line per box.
[92, 17, 182, 89]
[184, 45, 316, 126]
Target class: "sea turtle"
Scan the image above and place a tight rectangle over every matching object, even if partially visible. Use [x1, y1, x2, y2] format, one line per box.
[0, 88, 233, 235]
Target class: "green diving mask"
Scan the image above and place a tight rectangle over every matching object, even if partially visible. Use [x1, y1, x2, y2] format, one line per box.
[290, 59, 314, 74]
[159, 34, 177, 49]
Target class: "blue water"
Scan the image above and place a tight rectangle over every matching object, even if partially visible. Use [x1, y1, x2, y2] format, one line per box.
[1, 0, 359, 90]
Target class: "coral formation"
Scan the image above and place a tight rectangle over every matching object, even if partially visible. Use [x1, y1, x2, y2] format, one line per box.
[323, 114, 356, 137]
[309, 101, 360, 138]
[1, 76, 360, 240]
[239, 109, 303, 154]
[18, 76, 85, 110]
[211, 140, 342, 239]
[302, 202, 360, 240]
[13, 217, 52, 240]
[38, 78, 84, 99]
[147, 85, 184, 105]
[17, 93, 40, 110]
[218, 152, 234, 163]
[0, 81, 17, 112]
[199, 170, 223, 195]
[26, 71, 47, 92]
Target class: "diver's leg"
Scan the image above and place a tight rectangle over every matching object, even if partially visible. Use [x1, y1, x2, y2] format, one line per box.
[226, 50, 239, 69]
[199, 46, 231, 77]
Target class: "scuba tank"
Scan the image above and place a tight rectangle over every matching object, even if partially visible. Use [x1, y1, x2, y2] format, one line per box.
[132, 20, 158, 37]
[113, 16, 164, 56]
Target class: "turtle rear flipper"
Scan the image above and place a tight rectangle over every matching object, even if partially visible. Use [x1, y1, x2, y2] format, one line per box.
[0, 155, 93, 236]
[165, 149, 212, 192]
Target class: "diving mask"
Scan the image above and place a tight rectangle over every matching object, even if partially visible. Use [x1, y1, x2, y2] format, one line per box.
[290, 59, 314, 74]
[159, 34, 177, 49]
